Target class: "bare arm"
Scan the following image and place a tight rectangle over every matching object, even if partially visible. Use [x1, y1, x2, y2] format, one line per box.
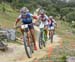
[15, 18, 20, 25]
[14, 15, 21, 27]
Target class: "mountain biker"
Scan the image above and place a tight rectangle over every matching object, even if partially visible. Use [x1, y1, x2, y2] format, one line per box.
[36, 9, 48, 41]
[48, 16, 57, 40]
[14, 7, 37, 50]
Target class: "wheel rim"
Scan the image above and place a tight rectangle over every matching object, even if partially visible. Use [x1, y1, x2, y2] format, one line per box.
[26, 46, 32, 57]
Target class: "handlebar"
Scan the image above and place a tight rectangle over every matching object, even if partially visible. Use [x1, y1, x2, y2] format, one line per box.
[14, 23, 39, 29]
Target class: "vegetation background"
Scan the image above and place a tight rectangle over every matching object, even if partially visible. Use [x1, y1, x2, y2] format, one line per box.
[0, 0, 75, 62]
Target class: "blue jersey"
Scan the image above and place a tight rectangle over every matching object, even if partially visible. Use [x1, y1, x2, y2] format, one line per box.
[18, 13, 33, 24]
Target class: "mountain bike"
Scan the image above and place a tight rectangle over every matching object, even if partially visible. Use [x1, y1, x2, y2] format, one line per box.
[39, 25, 47, 49]
[16, 24, 34, 58]
[48, 26, 54, 43]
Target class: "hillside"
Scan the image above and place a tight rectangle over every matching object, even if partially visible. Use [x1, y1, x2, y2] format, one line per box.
[0, 1, 75, 62]
[0, 3, 19, 28]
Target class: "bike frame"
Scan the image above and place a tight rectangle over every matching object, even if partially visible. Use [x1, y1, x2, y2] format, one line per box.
[40, 28, 47, 42]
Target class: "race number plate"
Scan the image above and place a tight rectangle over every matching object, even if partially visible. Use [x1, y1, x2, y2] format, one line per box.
[39, 24, 44, 28]
[51, 26, 54, 30]
[21, 24, 28, 29]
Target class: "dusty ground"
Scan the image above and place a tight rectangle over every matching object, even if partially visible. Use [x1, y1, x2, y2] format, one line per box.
[0, 35, 61, 62]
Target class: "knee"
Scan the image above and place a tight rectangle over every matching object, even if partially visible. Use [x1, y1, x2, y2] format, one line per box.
[30, 29, 35, 35]
[44, 26, 48, 30]
[27, 32, 30, 38]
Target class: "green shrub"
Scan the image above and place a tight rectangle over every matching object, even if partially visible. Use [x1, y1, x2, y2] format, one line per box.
[66, 12, 75, 22]
[60, 8, 70, 16]
[60, 55, 67, 62]
[2, 6, 6, 12]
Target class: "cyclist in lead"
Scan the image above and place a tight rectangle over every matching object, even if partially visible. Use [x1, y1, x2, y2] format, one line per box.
[14, 7, 37, 50]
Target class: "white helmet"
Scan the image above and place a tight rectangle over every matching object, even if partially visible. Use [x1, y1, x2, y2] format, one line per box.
[49, 16, 53, 19]
[20, 7, 29, 15]
[39, 9, 45, 14]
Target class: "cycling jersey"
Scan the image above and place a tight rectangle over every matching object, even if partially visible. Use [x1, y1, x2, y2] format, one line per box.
[48, 18, 56, 30]
[38, 14, 48, 28]
[38, 14, 48, 22]
[18, 13, 34, 29]
[48, 19, 56, 27]
[18, 13, 33, 24]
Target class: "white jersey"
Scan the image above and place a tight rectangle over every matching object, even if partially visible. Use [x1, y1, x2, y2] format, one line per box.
[38, 14, 48, 28]
[38, 14, 48, 22]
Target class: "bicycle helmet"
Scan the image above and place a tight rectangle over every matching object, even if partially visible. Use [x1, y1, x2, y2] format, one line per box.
[20, 7, 29, 15]
[39, 9, 45, 15]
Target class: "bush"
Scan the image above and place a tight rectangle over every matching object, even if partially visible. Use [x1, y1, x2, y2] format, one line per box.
[66, 12, 75, 22]
[60, 8, 70, 16]
[60, 55, 67, 62]
[2, 6, 6, 12]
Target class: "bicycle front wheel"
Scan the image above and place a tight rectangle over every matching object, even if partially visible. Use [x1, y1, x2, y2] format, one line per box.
[23, 33, 32, 58]
[39, 32, 43, 49]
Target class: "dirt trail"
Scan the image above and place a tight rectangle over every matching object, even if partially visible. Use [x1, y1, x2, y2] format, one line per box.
[0, 35, 61, 62]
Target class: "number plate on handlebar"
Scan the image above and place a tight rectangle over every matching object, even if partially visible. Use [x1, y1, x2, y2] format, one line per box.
[21, 25, 28, 29]
[39, 24, 44, 28]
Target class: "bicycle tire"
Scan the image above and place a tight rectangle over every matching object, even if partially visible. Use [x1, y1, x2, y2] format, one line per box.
[30, 42, 34, 53]
[51, 35, 53, 43]
[23, 33, 32, 58]
[39, 32, 43, 49]
[50, 31, 54, 43]
[42, 30, 47, 47]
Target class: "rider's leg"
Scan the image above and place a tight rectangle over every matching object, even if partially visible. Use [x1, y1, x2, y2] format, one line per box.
[44, 25, 48, 33]
[30, 29, 37, 50]
[53, 28, 55, 34]
[44, 20, 48, 40]
[49, 30, 51, 39]
[48, 25, 50, 39]
[20, 28, 24, 40]
[20, 28, 31, 46]
[29, 24, 37, 50]
[44, 25, 48, 40]
[27, 30, 31, 46]
[48, 25, 55, 41]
